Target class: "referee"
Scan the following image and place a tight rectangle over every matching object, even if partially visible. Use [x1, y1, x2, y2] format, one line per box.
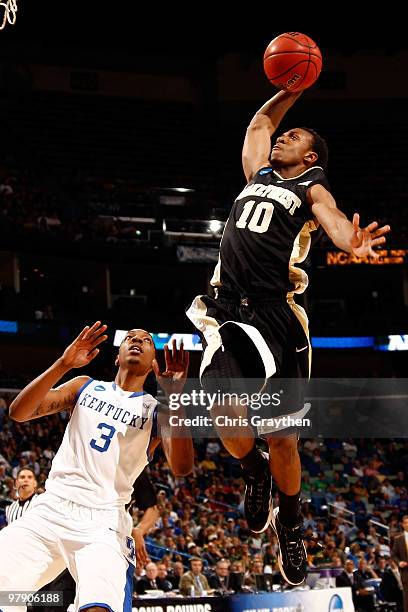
[5, 467, 38, 524]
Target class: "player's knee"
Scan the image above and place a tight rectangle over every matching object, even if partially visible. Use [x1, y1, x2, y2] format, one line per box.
[268, 435, 298, 460]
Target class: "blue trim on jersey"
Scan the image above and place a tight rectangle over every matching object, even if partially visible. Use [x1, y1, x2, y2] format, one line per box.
[79, 604, 114, 612]
[75, 378, 93, 404]
[112, 382, 145, 398]
[123, 561, 134, 612]
[146, 405, 158, 461]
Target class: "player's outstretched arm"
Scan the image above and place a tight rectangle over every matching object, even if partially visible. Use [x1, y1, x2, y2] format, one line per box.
[308, 184, 390, 257]
[153, 340, 194, 476]
[242, 90, 302, 182]
[9, 321, 108, 422]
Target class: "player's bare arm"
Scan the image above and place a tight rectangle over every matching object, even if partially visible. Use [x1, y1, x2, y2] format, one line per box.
[132, 505, 159, 566]
[242, 90, 302, 182]
[9, 321, 108, 422]
[308, 183, 391, 258]
[153, 339, 194, 476]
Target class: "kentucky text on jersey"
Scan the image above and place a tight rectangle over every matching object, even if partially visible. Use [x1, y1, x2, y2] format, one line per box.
[79, 392, 150, 429]
[45, 379, 158, 507]
[236, 182, 302, 216]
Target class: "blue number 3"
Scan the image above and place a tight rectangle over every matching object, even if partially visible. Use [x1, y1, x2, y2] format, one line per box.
[90, 422, 116, 452]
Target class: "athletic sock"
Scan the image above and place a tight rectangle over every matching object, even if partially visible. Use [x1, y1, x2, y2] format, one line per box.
[240, 444, 268, 475]
[278, 489, 301, 528]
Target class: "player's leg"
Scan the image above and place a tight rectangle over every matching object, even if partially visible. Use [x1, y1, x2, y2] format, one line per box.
[202, 321, 275, 534]
[187, 293, 276, 533]
[267, 434, 306, 586]
[61, 507, 134, 612]
[0, 515, 66, 612]
[73, 544, 133, 612]
[265, 307, 310, 586]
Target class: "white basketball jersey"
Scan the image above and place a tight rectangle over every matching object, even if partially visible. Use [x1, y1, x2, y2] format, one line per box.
[45, 379, 158, 508]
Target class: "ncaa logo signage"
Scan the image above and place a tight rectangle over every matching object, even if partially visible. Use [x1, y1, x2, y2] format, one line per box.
[328, 594, 344, 611]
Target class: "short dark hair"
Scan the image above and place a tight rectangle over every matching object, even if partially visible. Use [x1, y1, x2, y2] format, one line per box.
[300, 127, 329, 170]
[16, 467, 37, 480]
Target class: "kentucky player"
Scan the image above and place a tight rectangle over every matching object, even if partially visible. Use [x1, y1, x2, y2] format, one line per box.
[0, 322, 193, 612]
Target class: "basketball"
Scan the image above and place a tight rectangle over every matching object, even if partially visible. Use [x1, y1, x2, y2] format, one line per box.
[263, 32, 322, 92]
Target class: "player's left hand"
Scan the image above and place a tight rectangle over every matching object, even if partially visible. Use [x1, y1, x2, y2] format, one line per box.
[152, 339, 189, 396]
[351, 213, 391, 258]
[133, 528, 148, 567]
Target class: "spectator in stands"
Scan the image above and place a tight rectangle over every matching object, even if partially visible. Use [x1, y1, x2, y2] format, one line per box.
[349, 495, 368, 528]
[392, 515, 408, 611]
[135, 562, 172, 595]
[336, 558, 357, 592]
[208, 559, 230, 594]
[380, 558, 403, 609]
[202, 540, 223, 566]
[179, 558, 210, 596]
[375, 556, 388, 580]
[156, 563, 174, 592]
[186, 541, 199, 558]
[352, 558, 379, 611]
[244, 556, 269, 591]
[167, 561, 184, 590]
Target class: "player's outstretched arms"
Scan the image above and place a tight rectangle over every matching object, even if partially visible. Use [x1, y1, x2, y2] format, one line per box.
[153, 340, 194, 476]
[242, 90, 302, 182]
[308, 184, 390, 257]
[9, 321, 108, 422]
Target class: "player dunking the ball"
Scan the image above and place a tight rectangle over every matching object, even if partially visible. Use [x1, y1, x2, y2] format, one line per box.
[0, 322, 193, 612]
[187, 89, 390, 585]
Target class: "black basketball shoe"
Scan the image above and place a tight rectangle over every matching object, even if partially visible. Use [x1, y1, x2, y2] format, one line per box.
[243, 451, 273, 533]
[270, 507, 307, 585]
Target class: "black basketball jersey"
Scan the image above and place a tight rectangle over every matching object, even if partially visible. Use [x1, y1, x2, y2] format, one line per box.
[211, 165, 330, 296]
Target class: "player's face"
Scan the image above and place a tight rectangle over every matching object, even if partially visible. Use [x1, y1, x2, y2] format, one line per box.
[270, 128, 315, 167]
[15, 470, 37, 498]
[118, 329, 156, 373]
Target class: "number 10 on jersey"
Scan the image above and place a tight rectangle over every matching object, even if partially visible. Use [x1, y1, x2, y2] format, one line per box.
[236, 200, 274, 233]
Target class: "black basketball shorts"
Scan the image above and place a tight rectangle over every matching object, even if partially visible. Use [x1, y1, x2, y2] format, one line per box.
[186, 290, 311, 436]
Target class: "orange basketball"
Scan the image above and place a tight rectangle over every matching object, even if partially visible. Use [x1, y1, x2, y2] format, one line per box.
[263, 32, 322, 92]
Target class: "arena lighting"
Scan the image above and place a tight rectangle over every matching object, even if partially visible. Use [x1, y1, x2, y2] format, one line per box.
[311, 337, 374, 349]
[209, 220, 223, 233]
[0, 320, 17, 333]
[162, 187, 195, 193]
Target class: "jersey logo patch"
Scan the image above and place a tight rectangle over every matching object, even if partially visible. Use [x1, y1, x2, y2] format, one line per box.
[259, 168, 273, 175]
[94, 385, 106, 391]
[298, 180, 313, 186]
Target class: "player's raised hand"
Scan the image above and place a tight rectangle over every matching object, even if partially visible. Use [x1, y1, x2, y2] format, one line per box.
[351, 213, 391, 259]
[61, 321, 108, 369]
[152, 339, 189, 396]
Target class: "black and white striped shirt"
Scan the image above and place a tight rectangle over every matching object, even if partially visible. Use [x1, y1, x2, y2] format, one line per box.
[5, 493, 38, 524]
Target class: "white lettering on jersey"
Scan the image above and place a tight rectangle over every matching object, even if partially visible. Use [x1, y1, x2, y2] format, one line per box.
[236, 183, 301, 216]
